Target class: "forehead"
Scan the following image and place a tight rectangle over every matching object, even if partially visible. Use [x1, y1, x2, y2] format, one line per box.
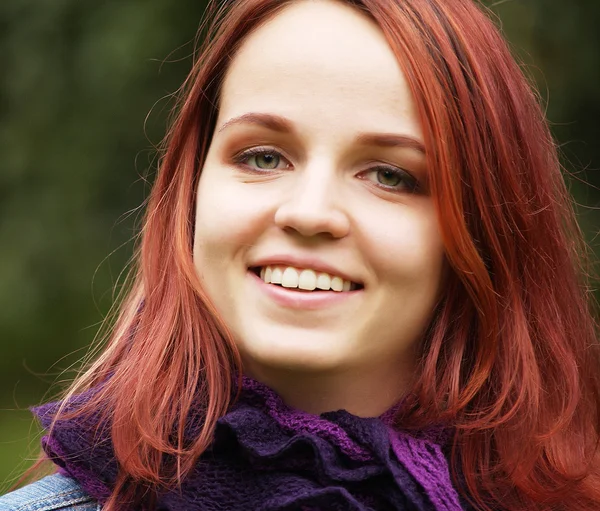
[217, 0, 421, 139]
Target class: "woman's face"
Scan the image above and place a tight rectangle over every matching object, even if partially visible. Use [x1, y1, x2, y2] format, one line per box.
[194, 0, 446, 399]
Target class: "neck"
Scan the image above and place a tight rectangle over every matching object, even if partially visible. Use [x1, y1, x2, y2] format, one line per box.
[241, 361, 414, 417]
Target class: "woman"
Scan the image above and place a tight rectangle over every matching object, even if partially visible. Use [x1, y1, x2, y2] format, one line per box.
[1, 0, 599, 509]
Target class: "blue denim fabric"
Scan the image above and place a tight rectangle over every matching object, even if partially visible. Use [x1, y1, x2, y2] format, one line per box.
[0, 474, 99, 510]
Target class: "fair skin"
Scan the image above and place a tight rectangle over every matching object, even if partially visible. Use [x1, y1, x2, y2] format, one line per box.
[193, 0, 446, 417]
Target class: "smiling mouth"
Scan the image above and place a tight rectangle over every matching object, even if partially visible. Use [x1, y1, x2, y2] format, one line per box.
[249, 266, 363, 292]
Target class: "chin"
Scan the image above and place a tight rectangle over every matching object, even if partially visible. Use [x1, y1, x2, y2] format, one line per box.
[238, 332, 350, 373]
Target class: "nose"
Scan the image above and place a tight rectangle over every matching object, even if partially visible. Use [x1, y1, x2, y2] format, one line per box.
[273, 164, 350, 239]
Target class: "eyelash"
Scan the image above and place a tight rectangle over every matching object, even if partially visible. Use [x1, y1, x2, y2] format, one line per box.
[231, 146, 420, 194]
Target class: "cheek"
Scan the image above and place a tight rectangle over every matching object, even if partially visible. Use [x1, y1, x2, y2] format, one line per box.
[357, 203, 444, 285]
[193, 166, 268, 266]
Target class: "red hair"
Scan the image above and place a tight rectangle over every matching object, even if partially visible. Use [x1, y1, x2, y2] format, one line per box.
[22, 1, 600, 509]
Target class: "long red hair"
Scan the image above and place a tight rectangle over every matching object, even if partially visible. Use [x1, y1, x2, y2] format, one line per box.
[22, 0, 600, 509]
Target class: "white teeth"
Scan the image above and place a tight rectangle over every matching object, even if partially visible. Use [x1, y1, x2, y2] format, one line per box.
[257, 265, 355, 292]
[330, 276, 344, 292]
[270, 267, 283, 284]
[298, 269, 317, 290]
[281, 267, 299, 288]
[316, 272, 331, 290]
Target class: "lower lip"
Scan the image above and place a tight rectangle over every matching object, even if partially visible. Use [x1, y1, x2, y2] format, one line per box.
[248, 271, 361, 310]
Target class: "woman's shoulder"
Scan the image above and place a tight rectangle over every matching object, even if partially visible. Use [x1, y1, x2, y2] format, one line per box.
[0, 474, 100, 511]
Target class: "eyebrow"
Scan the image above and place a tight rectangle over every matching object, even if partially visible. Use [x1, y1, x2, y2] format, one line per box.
[217, 112, 426, 155]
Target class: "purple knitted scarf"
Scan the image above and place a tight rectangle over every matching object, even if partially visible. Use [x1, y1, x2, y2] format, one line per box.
[33, 376, 466, 511]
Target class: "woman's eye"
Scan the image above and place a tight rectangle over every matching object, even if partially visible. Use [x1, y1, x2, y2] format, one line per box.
[233, 148, 290, 171]
[250, 152, 280, 170]
[232, 150, 419, 193]
[377, 168, 403, 187]
[363, 166, 419, 193]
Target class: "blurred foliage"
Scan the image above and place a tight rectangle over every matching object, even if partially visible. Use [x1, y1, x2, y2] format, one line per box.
[0, 0, 598, 491]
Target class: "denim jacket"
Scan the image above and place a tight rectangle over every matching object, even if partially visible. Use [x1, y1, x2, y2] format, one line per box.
[0, 474, 100, 510]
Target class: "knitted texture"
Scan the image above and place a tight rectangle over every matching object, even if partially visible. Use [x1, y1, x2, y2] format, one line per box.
[33, 376, 465, 511]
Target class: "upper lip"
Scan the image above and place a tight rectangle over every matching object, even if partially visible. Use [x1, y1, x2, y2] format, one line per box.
[249, 254, 363, 286]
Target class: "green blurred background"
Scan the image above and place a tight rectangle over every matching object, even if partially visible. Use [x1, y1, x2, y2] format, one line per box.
[1, 0, 599, 492]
